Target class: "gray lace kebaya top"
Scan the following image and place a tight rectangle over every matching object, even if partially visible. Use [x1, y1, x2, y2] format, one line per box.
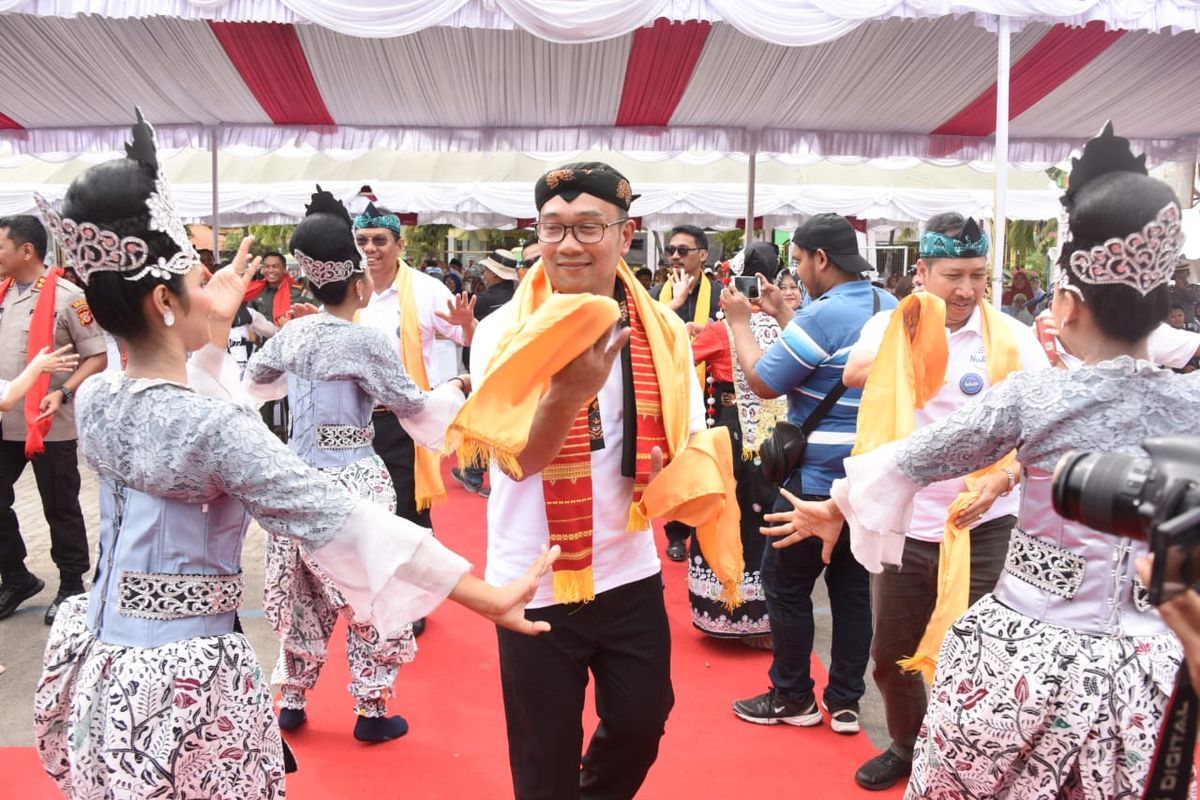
[244, 314, 460, 465]
[838, 357, 1200, 637]
[76, 348, 469, 649]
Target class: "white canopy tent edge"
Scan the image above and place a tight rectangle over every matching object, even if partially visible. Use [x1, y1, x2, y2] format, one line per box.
[2, 0, 1199, 42]
[1, 124, 1194, 168]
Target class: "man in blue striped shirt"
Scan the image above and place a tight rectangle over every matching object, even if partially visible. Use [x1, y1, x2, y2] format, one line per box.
[723, 214, 896, 735]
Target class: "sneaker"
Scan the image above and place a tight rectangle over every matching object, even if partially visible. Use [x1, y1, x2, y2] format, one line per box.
[44, 586, 86, 626]
[855, 750, 912, 791]
[823, 702, 861, 735]
[732, 687, 822, 727]
[477, 485, 491, 499]
[450, 468, 481, 494]
[0, 574, 45, 621]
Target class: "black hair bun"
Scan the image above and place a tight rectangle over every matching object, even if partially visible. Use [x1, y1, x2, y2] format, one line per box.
[1063, 122, 1147, 209]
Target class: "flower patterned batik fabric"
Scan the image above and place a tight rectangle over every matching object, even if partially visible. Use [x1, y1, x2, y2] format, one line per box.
[265, 455, 416, 717]
[686, 403, 771, 639]
[907, 595, 1185, 800]
[36, 596, 284, 799]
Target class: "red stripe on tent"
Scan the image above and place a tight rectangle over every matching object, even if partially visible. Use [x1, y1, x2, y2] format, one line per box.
[933, 22, 1125, 137]
[616, 20, 711, 127]
[208, 21, 334, 126]
[0, 111, 23, 129]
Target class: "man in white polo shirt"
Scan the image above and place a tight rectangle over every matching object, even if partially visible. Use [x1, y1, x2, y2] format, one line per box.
[843, 213, 1049, 791]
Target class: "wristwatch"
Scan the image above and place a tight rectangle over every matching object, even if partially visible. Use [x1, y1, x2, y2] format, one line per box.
[57, 386, 73, 404]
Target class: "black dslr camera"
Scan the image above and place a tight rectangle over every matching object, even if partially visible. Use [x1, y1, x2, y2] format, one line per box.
[1052, 436, 1200, 605]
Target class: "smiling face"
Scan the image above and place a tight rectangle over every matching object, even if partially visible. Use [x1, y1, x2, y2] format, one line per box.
[355, 227, 404, 286]
[777, 272, 802, 309]
[917, 256, 988, 330]
[261, 254, 287, 286]
[537, 194, 634, 296]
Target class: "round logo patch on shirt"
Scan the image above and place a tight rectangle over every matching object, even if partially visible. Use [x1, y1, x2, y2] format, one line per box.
[959, 372, 984, 395]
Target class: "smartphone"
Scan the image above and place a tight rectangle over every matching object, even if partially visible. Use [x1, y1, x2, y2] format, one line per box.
[733, 275, 760, 299]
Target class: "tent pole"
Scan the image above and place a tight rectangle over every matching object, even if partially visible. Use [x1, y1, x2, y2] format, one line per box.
[210, 126, 220, 260]
[991, 16, 1011, 308]
[745, 143, 757, 246]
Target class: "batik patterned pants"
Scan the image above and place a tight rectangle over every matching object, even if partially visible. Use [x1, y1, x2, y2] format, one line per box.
[264, 455, 416, 717]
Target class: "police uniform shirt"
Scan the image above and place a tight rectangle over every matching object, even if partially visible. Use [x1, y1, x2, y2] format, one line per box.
[0, 274, 107, 442]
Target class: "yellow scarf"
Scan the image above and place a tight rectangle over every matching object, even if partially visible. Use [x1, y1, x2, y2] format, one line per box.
[855, 294, 1020, 683]
[637, 426, 744, 609]
[445, 260, 742, 603]
[659, 273, 712, 388]
[394, 263, 446, 512]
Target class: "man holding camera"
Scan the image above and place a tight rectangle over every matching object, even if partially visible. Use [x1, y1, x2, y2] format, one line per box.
[723, 214, 895, 735]
[841, 213, 1047, 790]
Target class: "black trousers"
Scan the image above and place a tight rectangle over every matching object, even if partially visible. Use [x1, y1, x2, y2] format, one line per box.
[0, 439, 90, 585]
[496, 573, 674, 800]
[371, 411, 432, 528]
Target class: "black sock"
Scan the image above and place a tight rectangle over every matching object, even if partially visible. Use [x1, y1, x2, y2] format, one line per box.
[1, 566, 34, 585]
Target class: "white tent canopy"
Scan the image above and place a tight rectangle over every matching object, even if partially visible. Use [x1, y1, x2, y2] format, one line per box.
[0, 8, 1195, 164]
[0, 148, 1061, 227]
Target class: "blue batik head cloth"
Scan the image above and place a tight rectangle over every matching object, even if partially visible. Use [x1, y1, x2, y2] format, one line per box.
[353, 201, 403, 236]
[919, 217, 989, 259]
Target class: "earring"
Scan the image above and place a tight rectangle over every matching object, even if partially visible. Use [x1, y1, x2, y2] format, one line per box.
[163, 308, 175, 327]
[356, 290, 364, 301]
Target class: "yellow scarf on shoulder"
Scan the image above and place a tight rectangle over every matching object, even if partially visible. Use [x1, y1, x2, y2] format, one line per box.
[445, 259, 741, 604]
[394, 263, 446, 512]
[855, 294, 1020, 683]
[659, 273, 712, 388]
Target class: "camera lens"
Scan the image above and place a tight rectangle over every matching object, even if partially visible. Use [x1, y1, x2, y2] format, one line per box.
[1051, 451, 1152, 539]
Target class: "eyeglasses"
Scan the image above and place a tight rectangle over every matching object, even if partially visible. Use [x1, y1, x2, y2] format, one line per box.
[355, 234, 394, 248]
[534, 219, 627, 244]
[665, 245, 701, 257]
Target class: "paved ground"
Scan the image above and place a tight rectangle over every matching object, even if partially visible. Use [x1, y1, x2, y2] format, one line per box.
[0, 449, 894, 758]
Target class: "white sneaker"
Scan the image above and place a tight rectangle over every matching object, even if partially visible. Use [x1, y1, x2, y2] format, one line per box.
[823, 702, 861, 735]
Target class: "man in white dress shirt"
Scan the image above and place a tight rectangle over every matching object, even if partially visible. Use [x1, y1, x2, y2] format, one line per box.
[354, 204, 475, 532]
[842, 213, 1050, 791]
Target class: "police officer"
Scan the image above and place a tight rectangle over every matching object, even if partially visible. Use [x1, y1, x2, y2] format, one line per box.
[0, 215, 107, 624]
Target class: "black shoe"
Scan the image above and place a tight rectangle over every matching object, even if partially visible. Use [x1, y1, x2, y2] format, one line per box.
[279, 707, 307, 732]
[0, 574, 45, 621]
[665, 540, 687, 562]
[411, 617, 426, 637]
[731, 687, 822, 727]
[450, 468, 481, 494]
[855, 750, 912, 791]
[45, 586, 85, 626]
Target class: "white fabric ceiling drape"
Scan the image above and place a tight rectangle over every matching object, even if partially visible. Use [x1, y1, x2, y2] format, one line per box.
[2, 0, 1199, 39]
[299, 25, 630, 129]
[3, 125, 1192, 168]
[9, 181, 1060, 226]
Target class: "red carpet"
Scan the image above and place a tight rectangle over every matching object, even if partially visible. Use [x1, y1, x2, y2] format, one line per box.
[4, 469, 903, 798]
